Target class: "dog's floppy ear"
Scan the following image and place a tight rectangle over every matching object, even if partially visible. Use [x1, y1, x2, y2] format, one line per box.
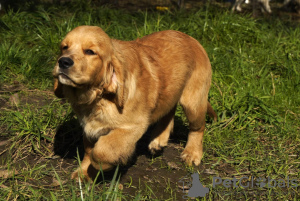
[103, 54, 125, 108]
[54, 78, 64, 98]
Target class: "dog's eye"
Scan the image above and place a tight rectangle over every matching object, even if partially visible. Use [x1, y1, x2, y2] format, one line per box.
[85, 49, 96, 55]
[62, 46, 68, 50]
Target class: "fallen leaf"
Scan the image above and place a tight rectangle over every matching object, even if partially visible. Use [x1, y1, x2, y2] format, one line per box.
[51, 178, 60, 187]
[203, 169, 216, 175]
[178, 185, 190, 190]
[0, 169, 19, 179]
[0, 184, 9, 189]
[51, 178, 67, 187]
[9, 93, 20, 106]
[0, 139, 10, 147]
[167, 162, 181, 170]
[146, 167, 157, 171]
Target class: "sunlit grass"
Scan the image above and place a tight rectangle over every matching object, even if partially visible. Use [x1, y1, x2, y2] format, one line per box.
[0, 0, 299, 200]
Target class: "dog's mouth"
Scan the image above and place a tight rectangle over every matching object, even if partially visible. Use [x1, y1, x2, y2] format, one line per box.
[58, 73, 78, 87]
[59, 73, 70, 80]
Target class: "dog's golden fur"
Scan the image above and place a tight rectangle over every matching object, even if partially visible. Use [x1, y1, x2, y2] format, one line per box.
[53, 26, 217, 180]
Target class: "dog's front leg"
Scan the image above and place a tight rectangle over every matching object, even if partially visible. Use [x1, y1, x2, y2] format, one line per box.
[71, 135, 99, 181]
[89, 127, 145, 173]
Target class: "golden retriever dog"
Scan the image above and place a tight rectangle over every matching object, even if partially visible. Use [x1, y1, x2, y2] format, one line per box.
[53, 26, 217, 180]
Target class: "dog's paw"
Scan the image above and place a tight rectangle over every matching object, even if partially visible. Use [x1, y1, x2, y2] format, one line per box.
[180, 148, 203, 166]
[148, 138, 167, 154]
[71, 169, 92, 182]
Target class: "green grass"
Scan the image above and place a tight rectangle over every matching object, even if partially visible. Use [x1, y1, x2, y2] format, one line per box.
[0, 0, 299, 200]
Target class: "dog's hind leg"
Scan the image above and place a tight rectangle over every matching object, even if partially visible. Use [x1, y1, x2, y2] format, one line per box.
[148, 106, 176, 154]
[180, 101, 207, 166]
[179, 66, 211, 166]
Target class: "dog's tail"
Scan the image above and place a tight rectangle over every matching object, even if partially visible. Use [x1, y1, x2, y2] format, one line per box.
[207, 102, 217, 122]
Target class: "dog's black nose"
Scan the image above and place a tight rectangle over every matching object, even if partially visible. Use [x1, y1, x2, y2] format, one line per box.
[58, 57, 74, 69]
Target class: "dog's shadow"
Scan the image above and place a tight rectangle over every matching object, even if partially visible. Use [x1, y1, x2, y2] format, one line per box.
[53, 112, 191, 181]
[53, 113, 84, 160]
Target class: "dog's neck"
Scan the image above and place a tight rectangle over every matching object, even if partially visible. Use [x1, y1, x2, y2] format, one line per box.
[64, 84, 123, 114]
[64, 85, 103, 106]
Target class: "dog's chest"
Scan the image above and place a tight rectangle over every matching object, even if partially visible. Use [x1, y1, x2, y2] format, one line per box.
[75, 100, 120, 140]
[81, 118, 112, 141]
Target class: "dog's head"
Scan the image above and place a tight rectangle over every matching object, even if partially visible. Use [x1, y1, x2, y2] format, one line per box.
[53, 26, 124, 107]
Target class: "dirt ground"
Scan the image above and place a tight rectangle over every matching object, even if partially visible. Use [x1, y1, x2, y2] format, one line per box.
[0, 84, 219, 199]
[6, 80, 285, 200]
